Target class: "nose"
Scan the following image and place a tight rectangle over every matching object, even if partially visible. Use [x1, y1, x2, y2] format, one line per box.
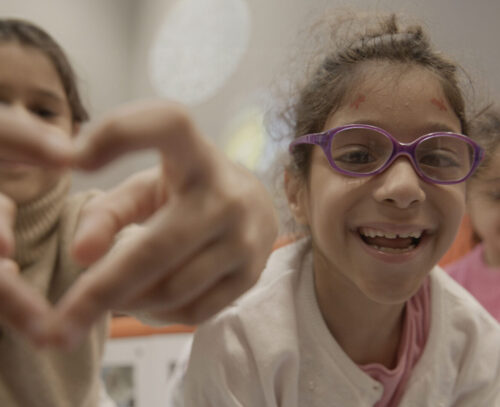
[373, 157, 426, 208]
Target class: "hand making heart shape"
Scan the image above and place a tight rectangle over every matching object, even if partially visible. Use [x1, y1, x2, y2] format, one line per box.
[0, 100, 278, 350]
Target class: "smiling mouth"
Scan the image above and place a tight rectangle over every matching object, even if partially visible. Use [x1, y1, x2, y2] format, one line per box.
[358, 227, 424, 254]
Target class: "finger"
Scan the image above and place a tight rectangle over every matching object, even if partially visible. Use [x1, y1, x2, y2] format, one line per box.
[0, 108, 74, 167]
[55, 164, 277, 340]
[138, 214, 270, 325]
[143, 269, 254, 326]
[0, 194, 16, 257]
[73, 100, 216, 192]
[0, 259, 51, 343]
[71, 167, 166, 266]
[122, 237, 251, 313]
[46, 197, 226, 348]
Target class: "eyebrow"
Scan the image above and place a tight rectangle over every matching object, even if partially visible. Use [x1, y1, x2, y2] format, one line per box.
[0, 84, 66, 105]
[32, 88, 67, 105]
[422, 123, 461, 134]
[348, 119, 459, 134]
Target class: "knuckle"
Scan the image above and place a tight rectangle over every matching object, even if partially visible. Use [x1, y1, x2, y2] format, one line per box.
[81, 198, 122, 232]
[163, 295, 216, 326]
[225, 227, 255, 263]
[155, 101, 194, 141]
[77, 275, 109, 313]
[100, 206, 123, 232]
[231, 265, 259, 291]
[100, 115, 125, 140]
[161, 279, 180, 304]
[138, 233, 169, 262]
[224, 195, 247, 218]
[156, 101, 190, 127]
[212, 194, 247, 230]
[169, 105, 192, 132]
[79, 196, 101, 217]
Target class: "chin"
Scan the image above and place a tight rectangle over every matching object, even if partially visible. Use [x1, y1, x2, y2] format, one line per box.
[0, 174, 60, 205]
[360, 270, 428, 305]
[2, 187, 45, 205]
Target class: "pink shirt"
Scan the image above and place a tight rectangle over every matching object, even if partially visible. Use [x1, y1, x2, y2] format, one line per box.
[360, 278, 431, 407]
[445, 243, 500, 322]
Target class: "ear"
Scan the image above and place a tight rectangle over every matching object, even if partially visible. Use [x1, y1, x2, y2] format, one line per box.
[284, 169, 309, 225]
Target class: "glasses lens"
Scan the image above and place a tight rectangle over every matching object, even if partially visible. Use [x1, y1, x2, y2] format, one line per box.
[330, 127, 393, 174]
[416, 135, 474, 182]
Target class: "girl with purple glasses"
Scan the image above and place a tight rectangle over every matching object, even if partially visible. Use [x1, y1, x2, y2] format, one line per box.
[183, 11, 500, 406]
[445, 108, 500, 322]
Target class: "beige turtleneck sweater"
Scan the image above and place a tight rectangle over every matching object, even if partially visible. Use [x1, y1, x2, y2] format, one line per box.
[0, 175, 109, 407]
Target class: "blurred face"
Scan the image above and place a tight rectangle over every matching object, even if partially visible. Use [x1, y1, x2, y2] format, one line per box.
[0, 42, 74, 204]
[287, 63, 466, 305]
[467, 146, 500, 267]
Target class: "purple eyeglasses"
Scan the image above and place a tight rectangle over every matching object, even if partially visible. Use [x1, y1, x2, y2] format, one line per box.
[289, 124, 484, 185]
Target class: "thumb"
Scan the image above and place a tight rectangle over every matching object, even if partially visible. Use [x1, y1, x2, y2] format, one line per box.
[71, 167, 166, 266]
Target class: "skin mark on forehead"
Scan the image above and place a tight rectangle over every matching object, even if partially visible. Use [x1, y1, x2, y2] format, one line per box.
[350, 94, 366, 110]
[430, 98, 448, 112]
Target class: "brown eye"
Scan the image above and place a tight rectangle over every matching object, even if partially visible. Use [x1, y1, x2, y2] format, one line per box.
[31, 106, 57, 119]
[334, 147, 376, 164]
[418, 152, 460, 168]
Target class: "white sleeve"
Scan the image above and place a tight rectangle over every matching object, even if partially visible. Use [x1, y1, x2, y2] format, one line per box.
[451, 322, 500, 407]
[451, 380, 500, 406]
[182, 310, 269, 407]
[165, 336, 194, 407]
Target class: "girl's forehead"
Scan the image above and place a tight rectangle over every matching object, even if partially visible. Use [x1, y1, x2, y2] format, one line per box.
[346, 63, 445, 103]
[0, 43, 66, 96]
[325, 62, 461, 134]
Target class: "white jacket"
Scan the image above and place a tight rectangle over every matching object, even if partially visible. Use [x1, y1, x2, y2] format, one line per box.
[184, 239, 500, 406]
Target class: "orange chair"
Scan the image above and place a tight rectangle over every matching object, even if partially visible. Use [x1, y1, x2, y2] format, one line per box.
[110, 316, 194, 338]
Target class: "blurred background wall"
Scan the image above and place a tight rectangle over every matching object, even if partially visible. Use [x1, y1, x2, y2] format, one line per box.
[1, 0, 499, 192]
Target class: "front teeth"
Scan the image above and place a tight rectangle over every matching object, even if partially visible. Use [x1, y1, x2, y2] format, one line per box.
[360, 227, 423, 239]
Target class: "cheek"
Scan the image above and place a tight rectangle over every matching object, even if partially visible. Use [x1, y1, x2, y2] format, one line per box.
[306, 174, 367, 237]
[438, 185, 466, 240]
[454, 188, 466, 218]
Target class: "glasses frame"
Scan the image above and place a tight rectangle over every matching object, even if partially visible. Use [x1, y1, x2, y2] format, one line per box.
[289, 124, 485, 185]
